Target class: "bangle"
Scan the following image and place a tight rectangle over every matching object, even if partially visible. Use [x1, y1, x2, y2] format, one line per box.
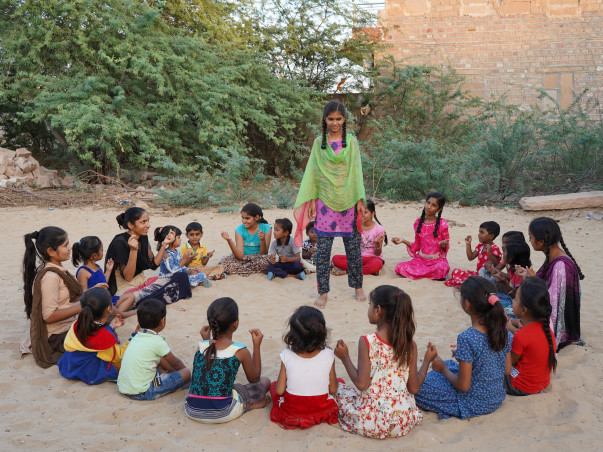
[418, 369, 426, 378]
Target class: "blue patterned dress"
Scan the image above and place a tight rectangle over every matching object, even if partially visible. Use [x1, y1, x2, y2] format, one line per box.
[415, 328, 512, 419]
[159, 248, 207, 287]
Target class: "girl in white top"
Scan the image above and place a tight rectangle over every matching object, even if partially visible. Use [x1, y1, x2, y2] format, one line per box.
[270, 306, 339, 430]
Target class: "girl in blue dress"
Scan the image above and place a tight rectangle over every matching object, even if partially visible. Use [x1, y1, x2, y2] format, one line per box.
[72, 236, 136, 316]
[415, 276, 512, 419]
[154, 226, 211, 288]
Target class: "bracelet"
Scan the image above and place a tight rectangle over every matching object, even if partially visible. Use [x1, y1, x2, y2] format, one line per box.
[418, 369, 426, 378]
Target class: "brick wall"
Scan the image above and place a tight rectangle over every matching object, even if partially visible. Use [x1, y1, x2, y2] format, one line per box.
[378, 0, 603, 115]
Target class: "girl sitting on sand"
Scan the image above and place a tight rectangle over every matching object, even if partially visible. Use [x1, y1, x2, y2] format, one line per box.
[185, 297, 271, 423]
[267, 218, 306, 281]
[415, 277, 512, 419]
[393, 192, 449, 280]
[334, 285, 430, 439]
[270, 306, 339, 429]
[23, 227, 82, 368]
[72, 236, 136, 317]
[505, 277, 557, 396]
[332, 199, 387, 276]
[155, 225, 211, 288]
[58, 287, 131, 385]
[219, 203, 272, 276]
[104, 207, 191, 305]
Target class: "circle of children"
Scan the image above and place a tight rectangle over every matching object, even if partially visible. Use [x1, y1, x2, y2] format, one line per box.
[22, 100, 584, 440]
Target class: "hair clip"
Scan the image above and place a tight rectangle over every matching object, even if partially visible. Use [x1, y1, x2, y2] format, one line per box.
[398, 291, 404, 296]
[488, 293, 499, 306]
[160, 226, 164, 232]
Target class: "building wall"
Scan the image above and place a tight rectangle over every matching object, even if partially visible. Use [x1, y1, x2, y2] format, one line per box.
[378, 0, 603, 114]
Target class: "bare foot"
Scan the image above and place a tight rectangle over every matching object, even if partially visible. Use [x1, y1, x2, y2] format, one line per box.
[355, 288, 367, 303]
[247, 395, 271, 411]
[314, 293, 328, 309]
[331, 268, 347, 276]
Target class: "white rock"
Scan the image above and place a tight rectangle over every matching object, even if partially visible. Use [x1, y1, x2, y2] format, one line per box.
[15, 148, 32, 158]
[520, 191, 603, 211]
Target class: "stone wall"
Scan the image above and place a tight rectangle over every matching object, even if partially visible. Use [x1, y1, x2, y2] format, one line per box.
[378, 0, 603, 114]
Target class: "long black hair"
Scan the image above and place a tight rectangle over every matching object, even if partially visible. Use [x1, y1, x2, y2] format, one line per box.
[370, 285, 415, 367]
[283, 306, 328, 354]
[204, 297, 239, 369]
[321, 100, 347, 149]
[72, 236, 103, 266]
[116, 207, 147, 230]
[241, 203, 268, 224]
[365, 199, 388, 245]
[23, 226, 68, 319]
[76, 288, 112, 346]
[529, 217, 584, 280]
[416, 192, 446, 238]
[517, 277, 557, 372]
[460, 277, 508, 352]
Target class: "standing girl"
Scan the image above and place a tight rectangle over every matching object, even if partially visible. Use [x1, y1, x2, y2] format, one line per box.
[72, 236, 136, 315]
[104, 207, 191, 306]
[415, 277, 512, 419]
[154, 225, 211, 288]
[335, 285, 432, 439]
[332, 199, 386, 276]
[23, 227, 82, 368]
[270, 306, 339, 429]
[293, 100, 366, 308]
[393, 192, 450, 280]
[58, 287, 131, 385]
[505, 277, 557, 396]
[185, 297, 271, 423]
[520, 217, 584, 350]
[219, 203, 272, 276]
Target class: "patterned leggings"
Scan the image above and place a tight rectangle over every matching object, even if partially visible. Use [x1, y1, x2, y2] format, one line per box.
[316, 229, 363, 295]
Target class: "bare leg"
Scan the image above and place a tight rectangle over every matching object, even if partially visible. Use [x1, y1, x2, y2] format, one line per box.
[355, 287, 367, 303]
[314, 292, 328, 309]
[246, 377, 272, 410]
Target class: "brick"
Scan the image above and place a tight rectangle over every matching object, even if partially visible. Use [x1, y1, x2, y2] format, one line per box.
[543, 73, 559, 88]
[559, 72, 574, 108]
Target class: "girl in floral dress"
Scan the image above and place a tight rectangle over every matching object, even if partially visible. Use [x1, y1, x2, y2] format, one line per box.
[334, 285, 436, 439]
[393, 192, 450, 280]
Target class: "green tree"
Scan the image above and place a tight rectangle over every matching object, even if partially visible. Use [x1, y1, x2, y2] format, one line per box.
[0, 0, 319, 174]
[258, 0, 381, 92]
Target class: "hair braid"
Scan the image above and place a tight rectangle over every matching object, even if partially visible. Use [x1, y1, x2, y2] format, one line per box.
[203, 317, 220, 370]
[541, 318, 558, 372]
[373, 214, 388, 245]
[434, 210, 442, 238]
[321, 119, 327, 149]
[342, 121, 347, 148]
[559, 234, 585, 280]
[416, 208, 426, 234]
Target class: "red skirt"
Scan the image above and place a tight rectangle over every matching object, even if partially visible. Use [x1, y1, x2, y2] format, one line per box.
[269, 382, 339, 430]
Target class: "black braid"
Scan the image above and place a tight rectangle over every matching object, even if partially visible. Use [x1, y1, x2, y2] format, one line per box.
[203, 317, 220, 370]
[416, 208, 426, 234]
[321, 119, 327, 149]
[342, 121, 347, 148]
[559, 234, 585, 280]
[434, 210, 442, 238]
[542, 318, 558, 371]
[544, 241, 550, 264]
[373, 214, 388, 245]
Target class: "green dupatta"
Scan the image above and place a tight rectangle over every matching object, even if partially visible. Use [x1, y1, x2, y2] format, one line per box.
[293, 134, 365, 246]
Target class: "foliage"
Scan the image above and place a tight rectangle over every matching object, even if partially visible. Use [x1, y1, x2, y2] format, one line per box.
[257, 0, 381, 93]
[0, 0, 319, 175]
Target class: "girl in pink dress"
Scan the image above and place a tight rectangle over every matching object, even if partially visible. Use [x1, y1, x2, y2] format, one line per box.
[332, 199, 387, 276]
[393, 192, 450, 280]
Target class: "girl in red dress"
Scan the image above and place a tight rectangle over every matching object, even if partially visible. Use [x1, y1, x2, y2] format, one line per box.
[270, 306, 339, 429]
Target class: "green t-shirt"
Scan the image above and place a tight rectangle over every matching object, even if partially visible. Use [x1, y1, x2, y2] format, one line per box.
[117, 330, 171, 395]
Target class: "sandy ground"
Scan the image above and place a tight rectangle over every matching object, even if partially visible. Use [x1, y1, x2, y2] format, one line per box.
[1, 202, 602, 451]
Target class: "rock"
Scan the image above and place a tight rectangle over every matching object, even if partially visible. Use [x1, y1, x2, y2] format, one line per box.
[135, 185, 146, 192]
[0, 147, 16, 162]
[32, 168, 39, 178]
[15, 148, 32, 158]
[15, 156, 37, 173]
[135, 201, 150, 210]
[519, 191, 603, 211]
[36, 166, 59, 188]
[59, 175, 76, 187]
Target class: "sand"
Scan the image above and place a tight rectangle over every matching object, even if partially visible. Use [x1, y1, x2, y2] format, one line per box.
[1, 202, 602, 451]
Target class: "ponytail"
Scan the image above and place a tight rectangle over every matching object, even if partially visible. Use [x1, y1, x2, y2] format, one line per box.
[366, 199, 388, 245]
[203, 297, 239, 370]
[75, 288, 112, 346]
[517, 277, 557, 371]
[22, 227, 67, 319]
[370, 285, 415, 367]
[71, 236, 102, 267]
[559, 234, 584, 280]
[460, 277, 508, 352]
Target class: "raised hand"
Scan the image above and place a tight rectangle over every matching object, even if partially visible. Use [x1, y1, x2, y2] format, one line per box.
[424, 342, 438, 363]
[221, 231, 231, 241]
[249, 328, 264, 347]
[258, 230, 265, 241]
[392, 237, 404, 245]
[465, 235, 472, 245]
[105, 258, 114, 273]
[334, 339, 349, 360]
[127, 234, 139, 251]
[200, 325, 211, 340]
